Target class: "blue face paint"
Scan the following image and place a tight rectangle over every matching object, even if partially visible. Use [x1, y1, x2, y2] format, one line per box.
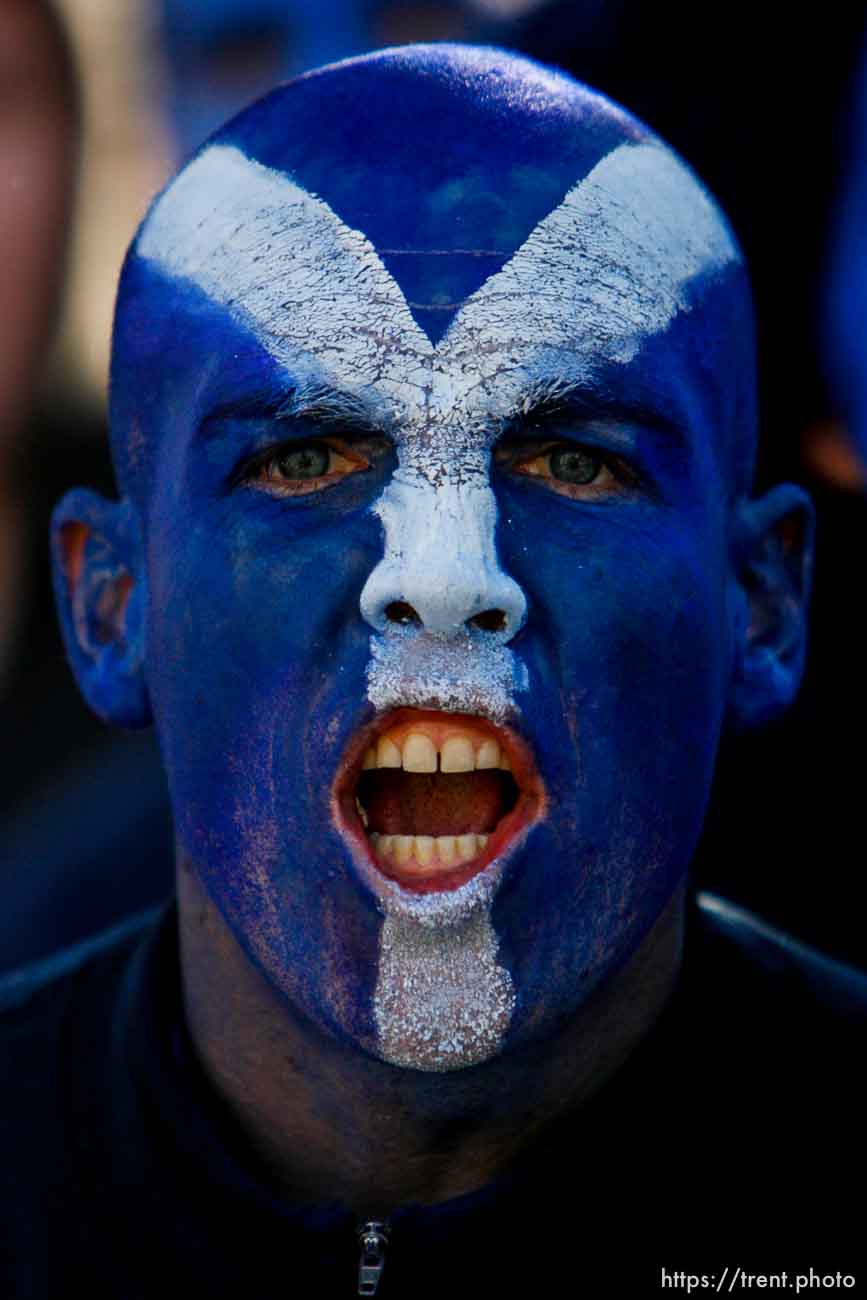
[54, 46, 810, 1073]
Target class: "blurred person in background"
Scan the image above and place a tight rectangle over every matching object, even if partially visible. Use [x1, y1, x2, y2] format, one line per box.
[0, 0, 77, 688]
[0, 0, 174, 966]
[824, 28, 867, 469]
[154, 0, 491, 164]
[156, 0, 371, 160]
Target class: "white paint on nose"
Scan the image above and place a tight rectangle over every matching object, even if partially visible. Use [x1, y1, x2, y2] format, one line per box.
[360, 463, 527, 639]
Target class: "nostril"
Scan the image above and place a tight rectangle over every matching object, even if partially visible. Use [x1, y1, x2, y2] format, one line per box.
[385, 600, 422, 627]
[468, 608, 507, 633]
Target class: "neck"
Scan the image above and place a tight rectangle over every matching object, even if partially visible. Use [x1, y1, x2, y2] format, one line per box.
[178, 862, 686, 1217]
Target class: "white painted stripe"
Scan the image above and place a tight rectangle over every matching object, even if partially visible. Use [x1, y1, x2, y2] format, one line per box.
[137, 143, 433, 406]
[138, 139, 737, 417]
[438, 141, 740, 412]
[365, 621, 528, 724]
[361, 473, 527, 637]
[375, 907, 515, 1071]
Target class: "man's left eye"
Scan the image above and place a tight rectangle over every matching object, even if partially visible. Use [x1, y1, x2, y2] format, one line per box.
[509, 442, 624, 497]
[245, 439, 368, 496]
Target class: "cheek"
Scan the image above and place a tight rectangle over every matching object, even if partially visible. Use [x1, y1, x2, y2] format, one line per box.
[494, 499, 730, 1029]
[506, 497, 730, 721]
[144, 514, 358, 876]
[146, 496, 381, 709]
[530, 518, 728, 860]
[143, 505, 386, 1042]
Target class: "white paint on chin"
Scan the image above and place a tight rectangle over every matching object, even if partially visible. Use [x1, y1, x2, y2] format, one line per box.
[363, 859, 516, 1071]
[375, 907, 515, 1072]
[138, 136, 738, 1071]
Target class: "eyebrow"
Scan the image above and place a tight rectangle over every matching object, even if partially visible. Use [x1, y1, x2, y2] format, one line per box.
[200, 376, 390, 439]
[199, 371, 691, 453]
[274, 382, 387, 434]
[499, 375, 691, 451]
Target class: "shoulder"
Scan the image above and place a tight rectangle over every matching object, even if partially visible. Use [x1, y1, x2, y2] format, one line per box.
[694, 889, 867, 1027]
[0, 904, 165, 1134]
[0, 906, 168, 1289]
[684, 890, 867, 1157]
[0, 904, 164, 1023]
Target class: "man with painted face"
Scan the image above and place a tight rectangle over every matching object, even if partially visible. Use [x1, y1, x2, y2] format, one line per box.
[2, 44, 864, 1297]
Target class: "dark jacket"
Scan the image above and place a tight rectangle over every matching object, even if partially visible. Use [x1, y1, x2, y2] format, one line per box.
[0, 892, 864, 1297]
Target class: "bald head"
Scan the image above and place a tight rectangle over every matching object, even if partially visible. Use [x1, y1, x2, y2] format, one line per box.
[109, 43, 755, 509]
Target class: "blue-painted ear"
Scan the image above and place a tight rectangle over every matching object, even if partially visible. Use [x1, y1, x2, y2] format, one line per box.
[50, 489, 151, 728]
[727, 483, 815, 730]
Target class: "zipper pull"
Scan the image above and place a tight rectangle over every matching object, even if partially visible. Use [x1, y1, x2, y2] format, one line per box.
[356, 1219, 390, 1296]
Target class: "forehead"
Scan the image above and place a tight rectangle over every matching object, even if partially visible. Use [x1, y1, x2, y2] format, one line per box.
[118, 47, 748, 478]
[214, 48, 646, 345]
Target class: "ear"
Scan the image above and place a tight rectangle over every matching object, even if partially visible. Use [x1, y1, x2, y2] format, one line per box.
[50, 488, 152, 728]
[727, 483, 815, 730]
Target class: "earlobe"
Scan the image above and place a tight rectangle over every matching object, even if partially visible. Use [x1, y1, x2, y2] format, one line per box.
[727, 483, 815, 731]
[50, 488, 151, 728]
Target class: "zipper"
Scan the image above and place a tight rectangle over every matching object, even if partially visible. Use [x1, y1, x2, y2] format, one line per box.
[356, 1219, 390, 1296]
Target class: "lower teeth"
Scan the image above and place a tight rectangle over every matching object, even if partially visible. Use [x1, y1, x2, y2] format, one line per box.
[369, 832, 488, 868]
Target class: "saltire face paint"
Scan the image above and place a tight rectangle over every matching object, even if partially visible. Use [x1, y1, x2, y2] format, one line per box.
[82, 45, 762, 1069]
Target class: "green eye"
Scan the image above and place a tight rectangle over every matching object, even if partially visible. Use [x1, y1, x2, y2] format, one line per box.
[275, 443, 330, 479]
[504, 436, 631, 500]
[244, 437, 370, 497]
[549, 446, 601, 485]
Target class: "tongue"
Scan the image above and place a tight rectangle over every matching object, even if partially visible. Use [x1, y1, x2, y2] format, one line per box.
[361, 771, 508, 836]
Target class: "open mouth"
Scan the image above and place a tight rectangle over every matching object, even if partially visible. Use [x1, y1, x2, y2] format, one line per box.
[333, 708, 545, 894]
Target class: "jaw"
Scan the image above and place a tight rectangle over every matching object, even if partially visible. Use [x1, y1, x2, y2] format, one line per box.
[331, 707, 547, 899]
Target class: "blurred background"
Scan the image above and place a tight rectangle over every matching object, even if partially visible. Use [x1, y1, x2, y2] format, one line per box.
[3, 0, 867, 971]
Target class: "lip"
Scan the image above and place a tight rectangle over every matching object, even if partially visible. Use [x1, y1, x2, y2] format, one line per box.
[331, 706, 546, 895]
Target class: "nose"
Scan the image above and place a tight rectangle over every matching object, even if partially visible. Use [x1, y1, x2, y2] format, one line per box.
[359, 475, 526, 639]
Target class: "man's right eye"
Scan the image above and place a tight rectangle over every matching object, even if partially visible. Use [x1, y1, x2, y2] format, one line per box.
[240, 438, 370, 497]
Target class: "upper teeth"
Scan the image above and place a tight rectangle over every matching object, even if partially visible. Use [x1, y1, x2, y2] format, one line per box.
[363, 728, 512, 774]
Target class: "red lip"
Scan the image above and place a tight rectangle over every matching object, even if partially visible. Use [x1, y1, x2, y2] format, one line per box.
[331, 707, 546, 895]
